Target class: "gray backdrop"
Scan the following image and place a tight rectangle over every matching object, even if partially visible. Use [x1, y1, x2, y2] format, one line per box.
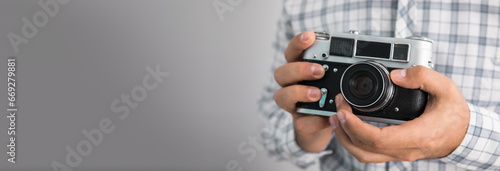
[0, 0, 319, 171]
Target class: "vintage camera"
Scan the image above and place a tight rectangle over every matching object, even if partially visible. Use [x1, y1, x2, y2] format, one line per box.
[297, 31, 433, 124]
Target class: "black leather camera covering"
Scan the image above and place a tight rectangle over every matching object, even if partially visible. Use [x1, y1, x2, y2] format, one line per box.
[354, 84, 428, 121]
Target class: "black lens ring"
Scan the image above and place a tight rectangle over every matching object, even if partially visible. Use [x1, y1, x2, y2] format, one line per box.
[341, 63, 384, 106]
[340, 61, 394, 112]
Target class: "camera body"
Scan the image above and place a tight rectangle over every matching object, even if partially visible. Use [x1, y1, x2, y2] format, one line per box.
[297, 31, 433, 124]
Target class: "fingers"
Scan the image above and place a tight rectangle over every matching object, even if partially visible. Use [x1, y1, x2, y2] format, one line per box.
[274, 85, 322, 113]
[334, 97, 425, 161]
[334, 94, 352, 113]
[335, 95, 385, 148]
[275, 62, 325, 87]
[285, 31, 316, 62]
[330, 116, 398, 163]
[335, 94, 422, 150]
[390, 66, 459, 98]
[333, 114, 426, 162]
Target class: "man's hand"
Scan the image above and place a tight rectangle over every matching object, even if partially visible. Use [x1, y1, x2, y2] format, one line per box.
[330, 66, 470, 162]
[274, 30, 333, 153]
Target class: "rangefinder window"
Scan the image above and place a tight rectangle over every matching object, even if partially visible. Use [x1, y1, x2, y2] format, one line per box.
[393, 44, 410, 61]
[329, 37, 354, 57]
[356, 41, 391, 59]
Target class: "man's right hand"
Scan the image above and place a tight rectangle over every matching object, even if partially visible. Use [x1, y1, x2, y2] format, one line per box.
[274, 31, 333, 153]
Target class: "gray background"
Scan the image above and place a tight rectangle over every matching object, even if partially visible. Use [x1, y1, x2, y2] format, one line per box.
[0, 0, 319, 171]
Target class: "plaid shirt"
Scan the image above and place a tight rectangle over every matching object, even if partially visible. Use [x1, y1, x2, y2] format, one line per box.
[259, 0, 500, 170]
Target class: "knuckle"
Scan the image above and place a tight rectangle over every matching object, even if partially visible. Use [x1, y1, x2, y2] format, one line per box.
[273, 69, 280, 81]
[273, 90, 284, 108]
[284, 51, 292, 61]
[274, 66, 285, 81]
[273, 90, 280, 102]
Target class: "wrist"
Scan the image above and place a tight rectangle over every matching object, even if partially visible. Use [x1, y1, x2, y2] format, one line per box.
[295, 127, 333, 153]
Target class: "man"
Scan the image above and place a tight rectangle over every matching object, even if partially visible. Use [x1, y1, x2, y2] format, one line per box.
[260, 0, 500, 170]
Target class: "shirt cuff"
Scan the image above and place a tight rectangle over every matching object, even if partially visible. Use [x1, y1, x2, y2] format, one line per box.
[440, 103, 500, 170]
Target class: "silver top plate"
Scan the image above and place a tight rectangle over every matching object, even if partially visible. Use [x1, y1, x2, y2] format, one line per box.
[305, 32, 433, 69]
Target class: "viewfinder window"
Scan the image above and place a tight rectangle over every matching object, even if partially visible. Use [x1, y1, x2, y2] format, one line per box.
[355, 41, 391, 59]
[330, 37, 354, 57]
[393, 44, 409, 61]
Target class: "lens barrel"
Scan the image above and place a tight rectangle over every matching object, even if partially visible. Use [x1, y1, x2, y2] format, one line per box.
[340, 61, 394, 112]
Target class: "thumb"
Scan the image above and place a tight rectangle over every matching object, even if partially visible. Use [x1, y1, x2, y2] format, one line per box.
[390, 65, 458, 97]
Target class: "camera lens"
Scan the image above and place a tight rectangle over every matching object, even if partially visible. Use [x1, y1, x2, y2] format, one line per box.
[351, 75, 374, 96]
[340, 61, 394, 112]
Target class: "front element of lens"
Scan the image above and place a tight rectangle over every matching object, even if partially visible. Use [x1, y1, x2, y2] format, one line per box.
[340, 61, 394, 113]
[352, 75, 374, 96]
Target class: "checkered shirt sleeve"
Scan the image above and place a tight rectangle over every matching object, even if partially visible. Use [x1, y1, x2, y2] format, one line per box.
[260, 0, 500, 170]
